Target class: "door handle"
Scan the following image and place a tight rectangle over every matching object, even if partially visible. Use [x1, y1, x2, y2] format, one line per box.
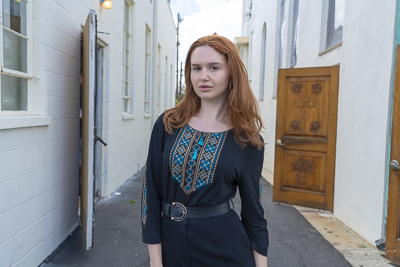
[95, 136, 108, 146]
[389, 160, 400, 171]
[276, 139, 285, 146]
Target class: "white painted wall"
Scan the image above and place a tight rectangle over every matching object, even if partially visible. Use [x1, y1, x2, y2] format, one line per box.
[157, 0, 177, 112]
[241, 0, 280, 178]
[332, 0, 396, 244]
[241, 0, 396, 244]
[0, 0, 176, 266]
[102, 0, 176, 196]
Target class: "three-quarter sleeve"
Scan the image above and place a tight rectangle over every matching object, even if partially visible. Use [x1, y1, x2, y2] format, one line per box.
[237, 142, 269, 256]
[141, 115, 165, 244]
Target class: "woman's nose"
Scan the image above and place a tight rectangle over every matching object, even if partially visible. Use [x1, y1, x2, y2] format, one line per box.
[200, 69, 209, 80]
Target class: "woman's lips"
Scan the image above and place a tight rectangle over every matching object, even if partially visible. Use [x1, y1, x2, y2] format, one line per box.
[199, 85, 212, 91]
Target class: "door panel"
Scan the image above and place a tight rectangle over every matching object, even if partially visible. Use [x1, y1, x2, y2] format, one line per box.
[386, 45, 400, 264]
[273, 66, 339, 211]
[81, 9, 96, 250]
[283, 151, 326, 193]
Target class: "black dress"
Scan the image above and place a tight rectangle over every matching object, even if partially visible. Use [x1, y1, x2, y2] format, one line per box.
[141, 114, 269, 267]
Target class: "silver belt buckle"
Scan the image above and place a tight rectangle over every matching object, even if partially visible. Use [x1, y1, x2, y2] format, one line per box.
[171, 202, 187, 222]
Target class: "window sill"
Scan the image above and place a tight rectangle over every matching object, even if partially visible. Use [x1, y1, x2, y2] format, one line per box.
[319, 42, 342, 56]
[144, 113, 151, 118]
[0, 115, 51, 130]
[122, 113, 135, 120]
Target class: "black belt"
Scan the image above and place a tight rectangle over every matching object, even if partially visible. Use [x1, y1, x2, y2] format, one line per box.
[162, 201, 231, 222]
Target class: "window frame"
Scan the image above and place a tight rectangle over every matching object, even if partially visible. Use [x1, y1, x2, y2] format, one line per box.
[248, 30, 254, 84]
[259, 23, 267, 101]
[0, 0, 49, 130]
[144, 25, 151, 116]
[289, 0, 299, 68]
[169, 64, 173, 108]
[122, 0, 133, 117]
[0, 0, 34, 113]
[156, 44, 161, 115]
[320, 0, 344, 54]
[163, 56, 168, 110]
[277, 0, 286, 69]
[273, 0, 286, 98]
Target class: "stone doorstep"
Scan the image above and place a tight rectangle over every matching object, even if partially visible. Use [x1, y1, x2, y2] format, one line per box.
[261, 170, 393, 266]
[294, 206, 393, 267]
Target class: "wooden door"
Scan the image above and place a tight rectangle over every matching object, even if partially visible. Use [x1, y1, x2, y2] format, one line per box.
[386, 45, 400, 264]
[81, 9, 96, 250]
[273, 66, 339, 211]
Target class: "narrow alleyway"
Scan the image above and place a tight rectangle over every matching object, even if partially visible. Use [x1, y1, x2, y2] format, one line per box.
[40, 169, 351, 267]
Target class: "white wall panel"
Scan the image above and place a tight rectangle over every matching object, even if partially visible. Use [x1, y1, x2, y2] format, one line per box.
[244, 0, 396, 244]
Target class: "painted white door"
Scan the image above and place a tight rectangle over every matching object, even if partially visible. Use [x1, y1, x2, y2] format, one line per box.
[81, 9, 96, 250]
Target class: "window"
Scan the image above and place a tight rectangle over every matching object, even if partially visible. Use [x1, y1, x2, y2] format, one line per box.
[144, 26, 151, 114]
[325, 0, 344, 50]
[156, 44, 161, 114]
[164, 56, 168, 110]
[290, 0, 299, 67]
[278, 0, 285, 69]
[169, 64, 173, 107]
[248, 31, 254, 82]
[274, 0, 286, 98]
[259, 23, 266, 101]
[1, 0, 28, 111]
[122, 0, 132, 114]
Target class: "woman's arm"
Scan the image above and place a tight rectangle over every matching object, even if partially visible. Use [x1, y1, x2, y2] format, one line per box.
[237, 144, 269, 257]
[142, 116, 165, 265]
[253, 250, 268, 267]
[148, 244, 163, 267]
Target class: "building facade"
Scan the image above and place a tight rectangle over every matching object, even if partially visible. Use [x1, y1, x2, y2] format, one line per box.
[238, 0, 397, 250]
[0, 0, 176, 266]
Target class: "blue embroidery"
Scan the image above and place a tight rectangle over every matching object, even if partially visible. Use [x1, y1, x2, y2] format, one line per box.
[170, 125, 227, 194]
[141, 164, 148, 225]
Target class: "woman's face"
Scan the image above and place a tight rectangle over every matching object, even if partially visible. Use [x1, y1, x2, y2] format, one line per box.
[190, 46, 230, 103]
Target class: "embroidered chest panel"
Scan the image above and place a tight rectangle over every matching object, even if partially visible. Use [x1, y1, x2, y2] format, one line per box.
[170, 125, 227, 194]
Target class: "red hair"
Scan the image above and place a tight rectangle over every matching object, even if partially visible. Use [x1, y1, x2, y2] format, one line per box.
[164, 34, 264, 149]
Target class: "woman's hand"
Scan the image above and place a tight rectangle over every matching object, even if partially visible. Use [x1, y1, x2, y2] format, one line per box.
[148, 244, 163, 267]
[253, 250, 268, 267]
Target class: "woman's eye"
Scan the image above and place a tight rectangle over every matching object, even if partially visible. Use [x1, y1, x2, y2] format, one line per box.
[211, 66, 219, 70]
[193, 67, 201, 71]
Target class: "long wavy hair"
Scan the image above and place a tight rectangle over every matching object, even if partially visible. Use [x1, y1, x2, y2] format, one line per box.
[163, 34, 264, 149]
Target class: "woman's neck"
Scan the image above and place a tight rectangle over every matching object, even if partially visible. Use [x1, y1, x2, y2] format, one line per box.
[188, 100, 232, 132]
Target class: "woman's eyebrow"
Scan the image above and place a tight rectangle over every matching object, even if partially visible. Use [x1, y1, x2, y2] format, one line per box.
[191, 62, 223, 66]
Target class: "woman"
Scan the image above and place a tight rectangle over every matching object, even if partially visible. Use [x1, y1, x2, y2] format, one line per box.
[141, 34, 269, 267]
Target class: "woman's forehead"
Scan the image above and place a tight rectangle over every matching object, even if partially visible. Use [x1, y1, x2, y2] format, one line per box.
[191, 46, 226, 64]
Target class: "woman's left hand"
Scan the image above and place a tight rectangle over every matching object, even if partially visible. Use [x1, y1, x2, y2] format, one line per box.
[253, 250, 268, 267]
